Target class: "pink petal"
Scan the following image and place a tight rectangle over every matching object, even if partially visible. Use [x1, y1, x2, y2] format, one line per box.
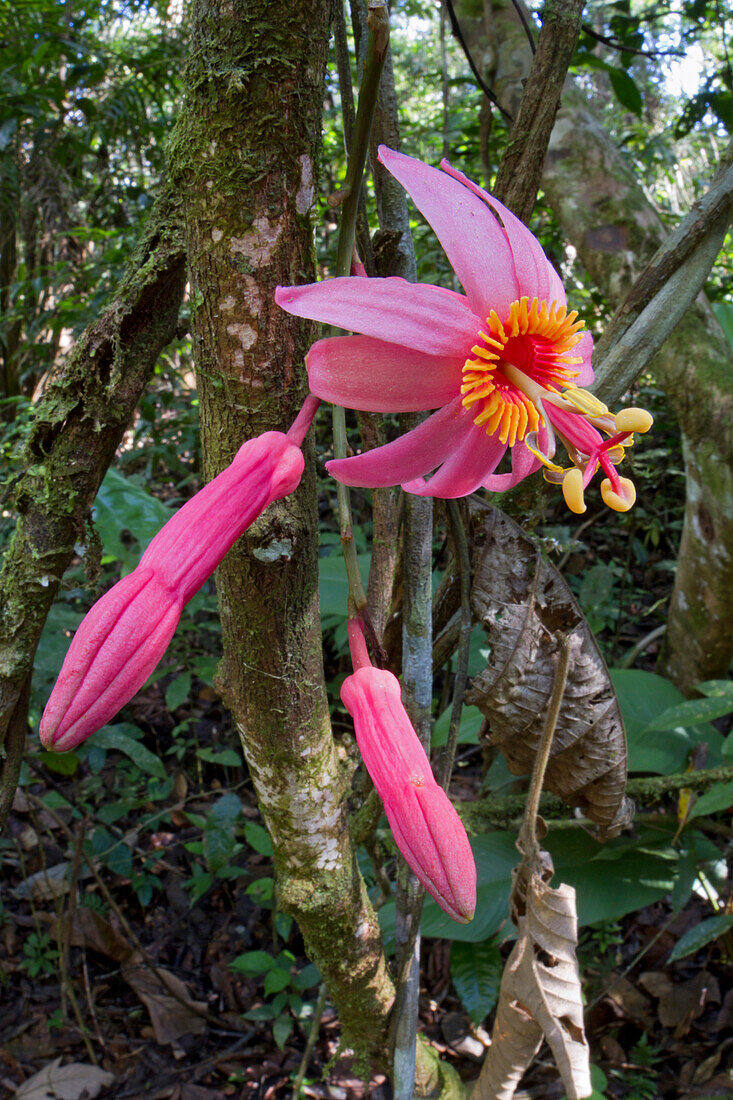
[325, 397, 474, 487]
[402, 422, 506, 498]
[440, 159, 563, 307]
[378, 145, 520, 320]
[572, 331, 594, 386]
[275, 278, 479, 357]
[306, 335, 459, 412]
[482, 438, 542, 491]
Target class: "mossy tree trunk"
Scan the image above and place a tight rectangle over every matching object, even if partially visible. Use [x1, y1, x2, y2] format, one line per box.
[0, 192, 185, 828]
[480, 1, 733, 693]
[167, 0, 400, 1068]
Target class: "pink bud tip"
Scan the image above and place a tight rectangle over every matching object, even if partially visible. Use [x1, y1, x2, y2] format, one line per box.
[341, 666, 476, 923]
[41, 431, 305, 751]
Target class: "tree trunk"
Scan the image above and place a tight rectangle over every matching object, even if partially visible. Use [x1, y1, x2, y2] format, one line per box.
[168, 0, 399, 1066]
[479, 1, 733, 693]
[0, 190, 186, 828]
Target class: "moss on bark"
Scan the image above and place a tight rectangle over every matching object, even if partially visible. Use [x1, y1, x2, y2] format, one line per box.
[169, 0, 405, 1070]
[0, 191, 185, 828]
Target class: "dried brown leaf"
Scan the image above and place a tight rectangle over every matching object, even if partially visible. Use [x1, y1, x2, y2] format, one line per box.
[465, 505, 633, 838]
[15, 1058, 113, 1100]
[68, 908, 207, 1044]
[473, 872, 591, 1100]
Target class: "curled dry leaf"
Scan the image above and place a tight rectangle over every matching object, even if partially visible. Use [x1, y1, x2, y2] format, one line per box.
[67, 907, 207, 1045]
[15, 1058, 113, 1100]
[473, 871, 591, 1100]
[465, 505, 633, 839]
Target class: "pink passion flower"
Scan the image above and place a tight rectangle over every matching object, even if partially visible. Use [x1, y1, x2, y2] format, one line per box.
[342, 621, 476, 924]
[275, 146, 652, 514]
[40, 402, 320, 753]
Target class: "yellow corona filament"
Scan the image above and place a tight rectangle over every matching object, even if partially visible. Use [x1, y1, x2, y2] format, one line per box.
[601, 477, 636, 512]
[462, 296, 586, 443]
[615, 408, 654, 434]
[562, 468, 586, 514]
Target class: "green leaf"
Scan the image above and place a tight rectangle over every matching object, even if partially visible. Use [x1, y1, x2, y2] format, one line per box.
[546, 828, 677, 927]
[245, 822, 274, 856]
[610, 669, 724, 773]
[668, 914, 733, 962]
[697, 679, 733, 701]
[292, 962, 321, 991]
[688, 781, 733, 820]
[642, 696, 733, 731]
[264, 967, 291, 995]
[197, 747, 242, 767]
[38, 750, 79, 775]
[432, 703, 483, 748]
[711, 303, 733, 351]
[93, 467, 172, 568]
[208, 792, 242, 826]
[450, 939, 502, 1023]
[318, 553, 370, 618]
[608, 67, 643, 115]
[272, 1013, 293, 1050]
[92, 725, 167, 779]
[203, 827, 237, 875]
[166, 672, 191, 711]
[229, 950, 276, 976]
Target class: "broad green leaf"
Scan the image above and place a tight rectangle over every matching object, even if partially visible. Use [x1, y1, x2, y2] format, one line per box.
[697, 679, 733, 701]
[230, 950, 276, 976]
[610, 669, 724, 773]
[245, 822, 274, 856]
[546, 828, 677, 927]
[208, 792, 242, 826]
[272, 1013, 293, 1050]
[166, 672, 191, 711]
[318, 553, 370, 618]
[688, 781, 733, 820]
[292, 962, 321, 991]
[432, 703, 483, 748]
[608, 67, 643, 115]
[38, 750, 79, 775]
[642, 695, 733, 731]
[264, 967, 291, 996]
[93, 725, 167, 779]
[712, 302, 733, 350]
[93, 467, 172, 568]
[450, 939, 502, 1023]
[197, 747, 242, 767]
[668, 914, 733, 962]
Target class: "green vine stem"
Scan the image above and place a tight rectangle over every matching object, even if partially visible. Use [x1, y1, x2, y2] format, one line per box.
[332, 1, 390, 614]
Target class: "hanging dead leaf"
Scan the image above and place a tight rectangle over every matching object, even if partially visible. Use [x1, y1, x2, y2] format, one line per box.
[465, 505, 633, 839]
[473, 871, 591, 1100]
[15, 1058, 113, 1100]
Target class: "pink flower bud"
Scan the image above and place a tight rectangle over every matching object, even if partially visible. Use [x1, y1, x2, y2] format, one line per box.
[341, 663, 476, 924]
[41, 431, 305, 752]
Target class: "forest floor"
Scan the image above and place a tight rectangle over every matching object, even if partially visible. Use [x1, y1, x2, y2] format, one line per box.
[3, 691, 732, 1100]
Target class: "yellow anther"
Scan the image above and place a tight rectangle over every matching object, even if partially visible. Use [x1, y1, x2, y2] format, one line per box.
[562, 388, 608, 418]
[601, 477, 636, 512]
[614, 408, 654, 434]
[562, 468, 586, 514]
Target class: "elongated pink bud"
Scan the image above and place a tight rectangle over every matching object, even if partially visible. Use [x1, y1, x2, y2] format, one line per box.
[41, 431, 305, 752]
[341, 635, 476, 923]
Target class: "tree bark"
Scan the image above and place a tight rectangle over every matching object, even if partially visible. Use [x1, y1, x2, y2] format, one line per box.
[168, 0, 400, 1067]
[477, 0, 733, 693]
[0, 189, 186, 829]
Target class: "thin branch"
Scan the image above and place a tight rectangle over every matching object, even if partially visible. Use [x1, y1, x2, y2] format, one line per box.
[580, 24, 682, 57]
[493, 0, 587, 220]
[592, 136, 733, 405]
[436, 501, 472, 790]
[444, 0, 513, 122]
[512, 0, 537, 55]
